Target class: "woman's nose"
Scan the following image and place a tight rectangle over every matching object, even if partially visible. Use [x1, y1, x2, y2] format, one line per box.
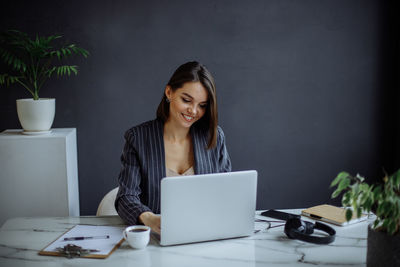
[188, 105, 197, 115]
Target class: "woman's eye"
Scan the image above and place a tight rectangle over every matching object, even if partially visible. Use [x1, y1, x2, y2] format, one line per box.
[182, 98, 190, 103]
[200, 104, 207, 109]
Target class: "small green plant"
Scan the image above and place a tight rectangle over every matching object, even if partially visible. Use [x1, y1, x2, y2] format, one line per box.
[331, 169, 400, 235]
[0, 30, 89, 100]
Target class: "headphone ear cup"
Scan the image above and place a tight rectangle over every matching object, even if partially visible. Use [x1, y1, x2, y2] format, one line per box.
[284, 218, 306, 239]
[303, 221, 315, 235]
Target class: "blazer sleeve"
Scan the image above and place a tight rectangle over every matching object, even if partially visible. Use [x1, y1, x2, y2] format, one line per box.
[115, 130, 152, 225]
[217, 126, 232, 172]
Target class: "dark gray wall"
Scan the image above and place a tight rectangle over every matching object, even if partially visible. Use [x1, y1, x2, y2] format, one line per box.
[1, 0, 399, 215]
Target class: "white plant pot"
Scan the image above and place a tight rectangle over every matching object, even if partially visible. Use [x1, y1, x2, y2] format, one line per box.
[16, 98, 56, 133]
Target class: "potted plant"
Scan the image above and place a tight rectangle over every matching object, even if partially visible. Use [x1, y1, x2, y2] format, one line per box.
[0, 30, 89, 134]
[330, 168, 400, 267]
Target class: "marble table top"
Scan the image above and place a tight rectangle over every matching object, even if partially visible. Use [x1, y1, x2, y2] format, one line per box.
[0, 210, 373, 267]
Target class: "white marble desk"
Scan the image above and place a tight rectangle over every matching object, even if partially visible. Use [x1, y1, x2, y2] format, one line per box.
[0, 210, 372, 267]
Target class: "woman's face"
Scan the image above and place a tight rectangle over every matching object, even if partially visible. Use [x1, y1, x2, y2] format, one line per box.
[165, 81, 209, 129]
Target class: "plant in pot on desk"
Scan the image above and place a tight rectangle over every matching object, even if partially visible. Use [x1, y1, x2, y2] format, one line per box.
[330, 169, 400, 267]
[0, 30, 89, 134]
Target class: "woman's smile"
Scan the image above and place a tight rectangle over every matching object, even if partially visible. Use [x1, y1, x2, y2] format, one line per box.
[182, 113, 195, 122]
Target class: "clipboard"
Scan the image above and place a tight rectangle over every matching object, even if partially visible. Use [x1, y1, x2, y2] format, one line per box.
[301, 204, 367, 226]
[39, 225, 125, 259]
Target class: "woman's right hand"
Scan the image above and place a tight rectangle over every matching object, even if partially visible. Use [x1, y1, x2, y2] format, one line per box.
[139, 211, 161, 234]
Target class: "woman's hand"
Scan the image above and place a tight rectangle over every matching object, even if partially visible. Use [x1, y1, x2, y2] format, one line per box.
[139, 211, 161, 234]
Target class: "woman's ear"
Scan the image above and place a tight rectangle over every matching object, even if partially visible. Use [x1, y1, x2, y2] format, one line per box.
[165, 86, 172, 100]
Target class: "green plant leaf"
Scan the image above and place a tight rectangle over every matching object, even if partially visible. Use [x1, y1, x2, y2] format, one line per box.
[355, 173, 365, 182]
[338, 176, 351, 191]
[70, 65, 78, 75]
[373, 219, 379, 229]
[0, 74, 6, 84]
[7, 53, 13, 65]
[331, 172, 349, 187]
[373, 186, 382, 199]
[382, 218, 390, 229]
[345, 209, 353, 221]
[387, 220, 397, 235]
[342, 191, 352, 206]
[0, 73, 20, 86]
[364, 197, 373, 212]
[46, 66, 56, 77]
[356, 207, 362, 218]
[392, 169, 400, 187]
[331, 188, 341, 198]
[359, 183, 370, 192]
[1, 50, 11, 63]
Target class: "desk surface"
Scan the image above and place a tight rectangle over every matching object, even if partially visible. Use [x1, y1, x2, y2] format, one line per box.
[0, 210, 372, 267]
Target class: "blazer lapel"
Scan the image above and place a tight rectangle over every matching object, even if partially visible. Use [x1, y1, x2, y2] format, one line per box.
[191, 126, 213, 174]
[151, 119, 166, 180]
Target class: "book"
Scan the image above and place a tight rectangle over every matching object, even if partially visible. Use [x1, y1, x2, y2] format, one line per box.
[301, 204, 367, 226]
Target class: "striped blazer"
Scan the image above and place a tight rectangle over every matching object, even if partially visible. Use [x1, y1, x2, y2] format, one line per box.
[115, 118, 232, 225]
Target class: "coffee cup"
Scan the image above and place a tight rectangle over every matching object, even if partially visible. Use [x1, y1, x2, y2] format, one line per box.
[123, 225, 151, 249]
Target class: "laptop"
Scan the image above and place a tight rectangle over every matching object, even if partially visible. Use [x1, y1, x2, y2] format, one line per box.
[158, 170, 257, 246]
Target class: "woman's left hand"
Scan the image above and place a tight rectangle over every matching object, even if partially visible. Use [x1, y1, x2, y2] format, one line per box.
[139, 211, 161, 234]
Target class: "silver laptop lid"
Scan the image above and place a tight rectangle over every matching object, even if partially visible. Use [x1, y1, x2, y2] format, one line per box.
[160, 170, 257, 246]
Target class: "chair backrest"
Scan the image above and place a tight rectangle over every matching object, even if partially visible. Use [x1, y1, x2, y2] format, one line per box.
[96, 187, 119, 216]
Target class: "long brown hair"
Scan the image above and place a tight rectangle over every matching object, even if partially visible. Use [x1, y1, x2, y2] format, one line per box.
[157, 61, 218, 149]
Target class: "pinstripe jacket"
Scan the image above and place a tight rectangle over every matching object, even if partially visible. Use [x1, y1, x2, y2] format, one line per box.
[115, 118, 232, 225]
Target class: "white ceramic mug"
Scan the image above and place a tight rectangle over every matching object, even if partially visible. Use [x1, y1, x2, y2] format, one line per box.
[123, 225, 151, 249]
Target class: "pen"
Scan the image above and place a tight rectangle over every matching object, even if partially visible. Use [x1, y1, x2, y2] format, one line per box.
[63, 235, 110, 241]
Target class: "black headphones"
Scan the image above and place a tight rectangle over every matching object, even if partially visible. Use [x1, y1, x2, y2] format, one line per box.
[284, 217, 336, 244]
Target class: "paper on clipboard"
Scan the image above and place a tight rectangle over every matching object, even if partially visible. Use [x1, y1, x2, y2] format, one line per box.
[40, 225, 125, 258]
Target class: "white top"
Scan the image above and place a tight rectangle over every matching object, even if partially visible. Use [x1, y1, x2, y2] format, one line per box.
[166, 166, 195, 177]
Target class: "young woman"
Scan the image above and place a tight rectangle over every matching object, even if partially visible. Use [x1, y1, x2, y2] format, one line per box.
[115, 61, 231, 233]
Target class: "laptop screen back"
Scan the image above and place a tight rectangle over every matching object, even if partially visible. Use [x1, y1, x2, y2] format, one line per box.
[160, 170, 257, 246]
